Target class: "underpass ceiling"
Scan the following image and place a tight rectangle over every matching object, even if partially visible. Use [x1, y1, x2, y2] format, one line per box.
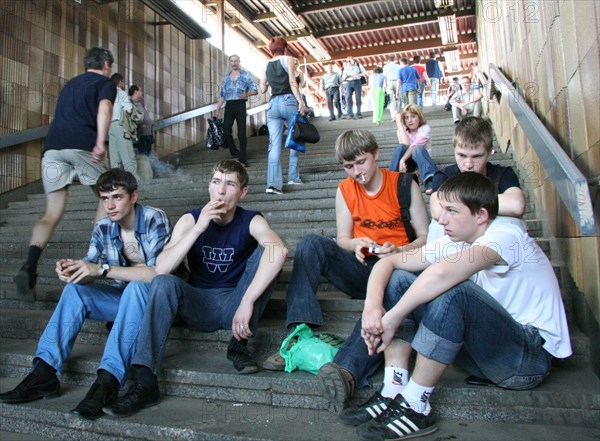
[202, 0, 478, 81]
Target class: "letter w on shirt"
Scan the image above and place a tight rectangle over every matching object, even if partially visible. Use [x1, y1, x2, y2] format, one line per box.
[202, 246, 235, 273]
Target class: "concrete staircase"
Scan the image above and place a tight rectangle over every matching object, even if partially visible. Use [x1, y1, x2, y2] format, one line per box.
[0, 107, 598, 440]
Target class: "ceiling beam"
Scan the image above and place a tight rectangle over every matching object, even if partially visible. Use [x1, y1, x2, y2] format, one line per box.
[295, 0, 389, 14]
[213, 0, 273, 44]
[314, 8, 474, 38]
[301, 34, 476, 65]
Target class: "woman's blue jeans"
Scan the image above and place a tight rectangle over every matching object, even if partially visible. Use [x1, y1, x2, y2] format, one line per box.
[389, 143, 437, 183]
[266, 94, 301, 190]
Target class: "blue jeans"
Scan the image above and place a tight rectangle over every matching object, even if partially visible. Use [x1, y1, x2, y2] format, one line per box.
[390, 270, 551, 389]
[35, 281, 151, 385]
[286, 234, 377, 328]
[346, 79, 363, 117]
[266, 94, 301, 190]
[389, 143, 437, 183]
[416, 83, 425, 107]
[132, 248, 273, 372]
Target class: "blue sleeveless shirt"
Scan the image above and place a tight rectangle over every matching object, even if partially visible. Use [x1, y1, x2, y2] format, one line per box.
[187, 206, 260, 288]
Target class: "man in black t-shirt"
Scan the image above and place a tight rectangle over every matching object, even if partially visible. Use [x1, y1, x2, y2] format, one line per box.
[428, 117, 525, 241]
[15, 47, 117, 300]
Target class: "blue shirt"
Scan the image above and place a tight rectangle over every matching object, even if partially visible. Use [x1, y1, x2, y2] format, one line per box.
[398, 66, 421, 93]
[84, 204, 172, 285]
[220, 70, 258, 101]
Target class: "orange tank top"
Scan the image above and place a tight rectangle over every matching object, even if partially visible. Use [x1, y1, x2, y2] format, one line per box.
[339, 169, 410, 247]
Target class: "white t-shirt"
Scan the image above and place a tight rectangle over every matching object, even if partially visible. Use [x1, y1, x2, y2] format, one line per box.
[424, 216, 572, 359]
[112, 88, 132, 121]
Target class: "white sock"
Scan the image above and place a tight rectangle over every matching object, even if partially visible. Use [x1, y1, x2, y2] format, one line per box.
[380, 367, 409, 398]
[400, 379, 434, 415]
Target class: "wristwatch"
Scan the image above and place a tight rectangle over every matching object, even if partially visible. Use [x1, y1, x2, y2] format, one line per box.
[100, 263, 110, 278]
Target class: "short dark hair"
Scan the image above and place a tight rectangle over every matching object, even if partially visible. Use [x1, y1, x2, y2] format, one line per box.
[401, 57, 409, 64]
[96, 168, 138, 195]
[84, 47, 113, 70]
[335, 130, 379, 163]
[437, 172, 498, 220]
[453, 117, 494, 153]
[268, 36, 288, 56]
[128, 85, 140, 96]
[373, 66, 383, 74]
[413, 55, 421, 63]
[210, 159, 249, 189]
[429, 52, 436, 58]
[111, 73, 124, 86]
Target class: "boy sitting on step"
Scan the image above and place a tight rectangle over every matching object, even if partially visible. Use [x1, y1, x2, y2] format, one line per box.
[346, 172, 572, 440]
[262, 130, 430, 408]
[427, 116, 526, 242]
[0, 169, 172, 421]
[101, 159, 287, 418]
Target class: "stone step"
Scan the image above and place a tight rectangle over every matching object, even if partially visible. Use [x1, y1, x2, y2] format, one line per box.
[1, 377, 596, 441]
[0, 339, 598, 428]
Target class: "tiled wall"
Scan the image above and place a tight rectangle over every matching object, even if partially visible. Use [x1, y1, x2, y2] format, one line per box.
[0, 0, 266, 191]
[476, 1, 599, 330]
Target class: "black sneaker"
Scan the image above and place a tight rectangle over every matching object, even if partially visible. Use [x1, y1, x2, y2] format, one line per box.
[357, 394, 437, 441]
[317, 362, 355, 414]
[0, 371, 60, 404]
[14, 266, 37, 301]
[339, 391, 393, 426]
[71, 380, 118, 420]
[227, 338, 259, 374]
[102, 382, 160, 418]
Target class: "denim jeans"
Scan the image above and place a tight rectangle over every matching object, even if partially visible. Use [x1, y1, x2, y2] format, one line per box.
[346, 79, 363, 117]
[132, 247, 273, 372]
[266, 94, 301, 190]
[389, 270, 552, 389]
[416, 83, 425, 107]
[326, 87, 342, 119]
[389, 143, 437, 182]
[35, 281, 151, 385]
[285, 234, 377, 328]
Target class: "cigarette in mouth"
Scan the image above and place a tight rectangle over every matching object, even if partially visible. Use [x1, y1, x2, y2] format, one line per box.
[360, 173, 366, 182]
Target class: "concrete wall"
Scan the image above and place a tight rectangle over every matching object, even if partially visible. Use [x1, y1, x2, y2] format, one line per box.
[476, 0, 599, 366]
[0, 0, 265, 190]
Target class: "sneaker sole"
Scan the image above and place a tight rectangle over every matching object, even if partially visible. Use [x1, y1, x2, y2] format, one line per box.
[358, 424, 438, 441]
[318, 363, 350, 415]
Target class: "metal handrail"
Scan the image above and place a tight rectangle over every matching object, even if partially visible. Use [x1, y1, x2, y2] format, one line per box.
[489, 63, 596, 235]
[0, 102, 269, 149]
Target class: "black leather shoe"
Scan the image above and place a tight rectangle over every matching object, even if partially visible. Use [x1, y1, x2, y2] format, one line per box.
[0, 372, 60, 404]
[71, 381, 118, 420]
[14, 267, 37, 301]
[102, 382, 160, 418]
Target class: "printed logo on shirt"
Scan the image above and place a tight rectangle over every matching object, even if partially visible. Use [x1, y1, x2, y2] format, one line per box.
[392, 371, 404, 386]
[202, 246, 234, 273]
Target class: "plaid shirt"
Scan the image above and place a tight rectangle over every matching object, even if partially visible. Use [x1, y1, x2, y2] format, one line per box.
[219, 70, 258, 101]
[83, 204, 172, 285]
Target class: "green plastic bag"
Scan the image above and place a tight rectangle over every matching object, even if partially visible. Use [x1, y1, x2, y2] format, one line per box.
[279, 324, 341, 375]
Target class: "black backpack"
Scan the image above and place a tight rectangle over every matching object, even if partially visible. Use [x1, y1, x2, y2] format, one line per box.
[397, 172, 418, 243]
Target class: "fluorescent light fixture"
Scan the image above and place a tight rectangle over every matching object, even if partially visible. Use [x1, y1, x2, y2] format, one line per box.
[267, 0, 305, 32]
[444, 49, 461, 72]
[434, 0, 455, 7]
[298, 35, 331, 61]
[438, 14, 458, 45]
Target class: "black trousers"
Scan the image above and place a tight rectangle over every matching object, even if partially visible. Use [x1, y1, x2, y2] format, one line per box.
[223, 99, 248, 162]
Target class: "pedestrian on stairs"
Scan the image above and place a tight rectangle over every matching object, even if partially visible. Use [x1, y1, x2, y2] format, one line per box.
[14, 47, 117, 301]
[0, 169, 173, 421]
[341, 172, 571, 441]
[101, 160, 287, 418]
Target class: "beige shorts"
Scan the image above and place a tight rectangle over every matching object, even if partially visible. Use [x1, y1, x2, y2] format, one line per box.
[41, 149, 107, 193]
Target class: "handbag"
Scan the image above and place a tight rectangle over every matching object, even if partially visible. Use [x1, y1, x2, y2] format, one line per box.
[205, 116, 224, 150]
[292, 116, 320, 144]
[285, 111, 314, 153]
